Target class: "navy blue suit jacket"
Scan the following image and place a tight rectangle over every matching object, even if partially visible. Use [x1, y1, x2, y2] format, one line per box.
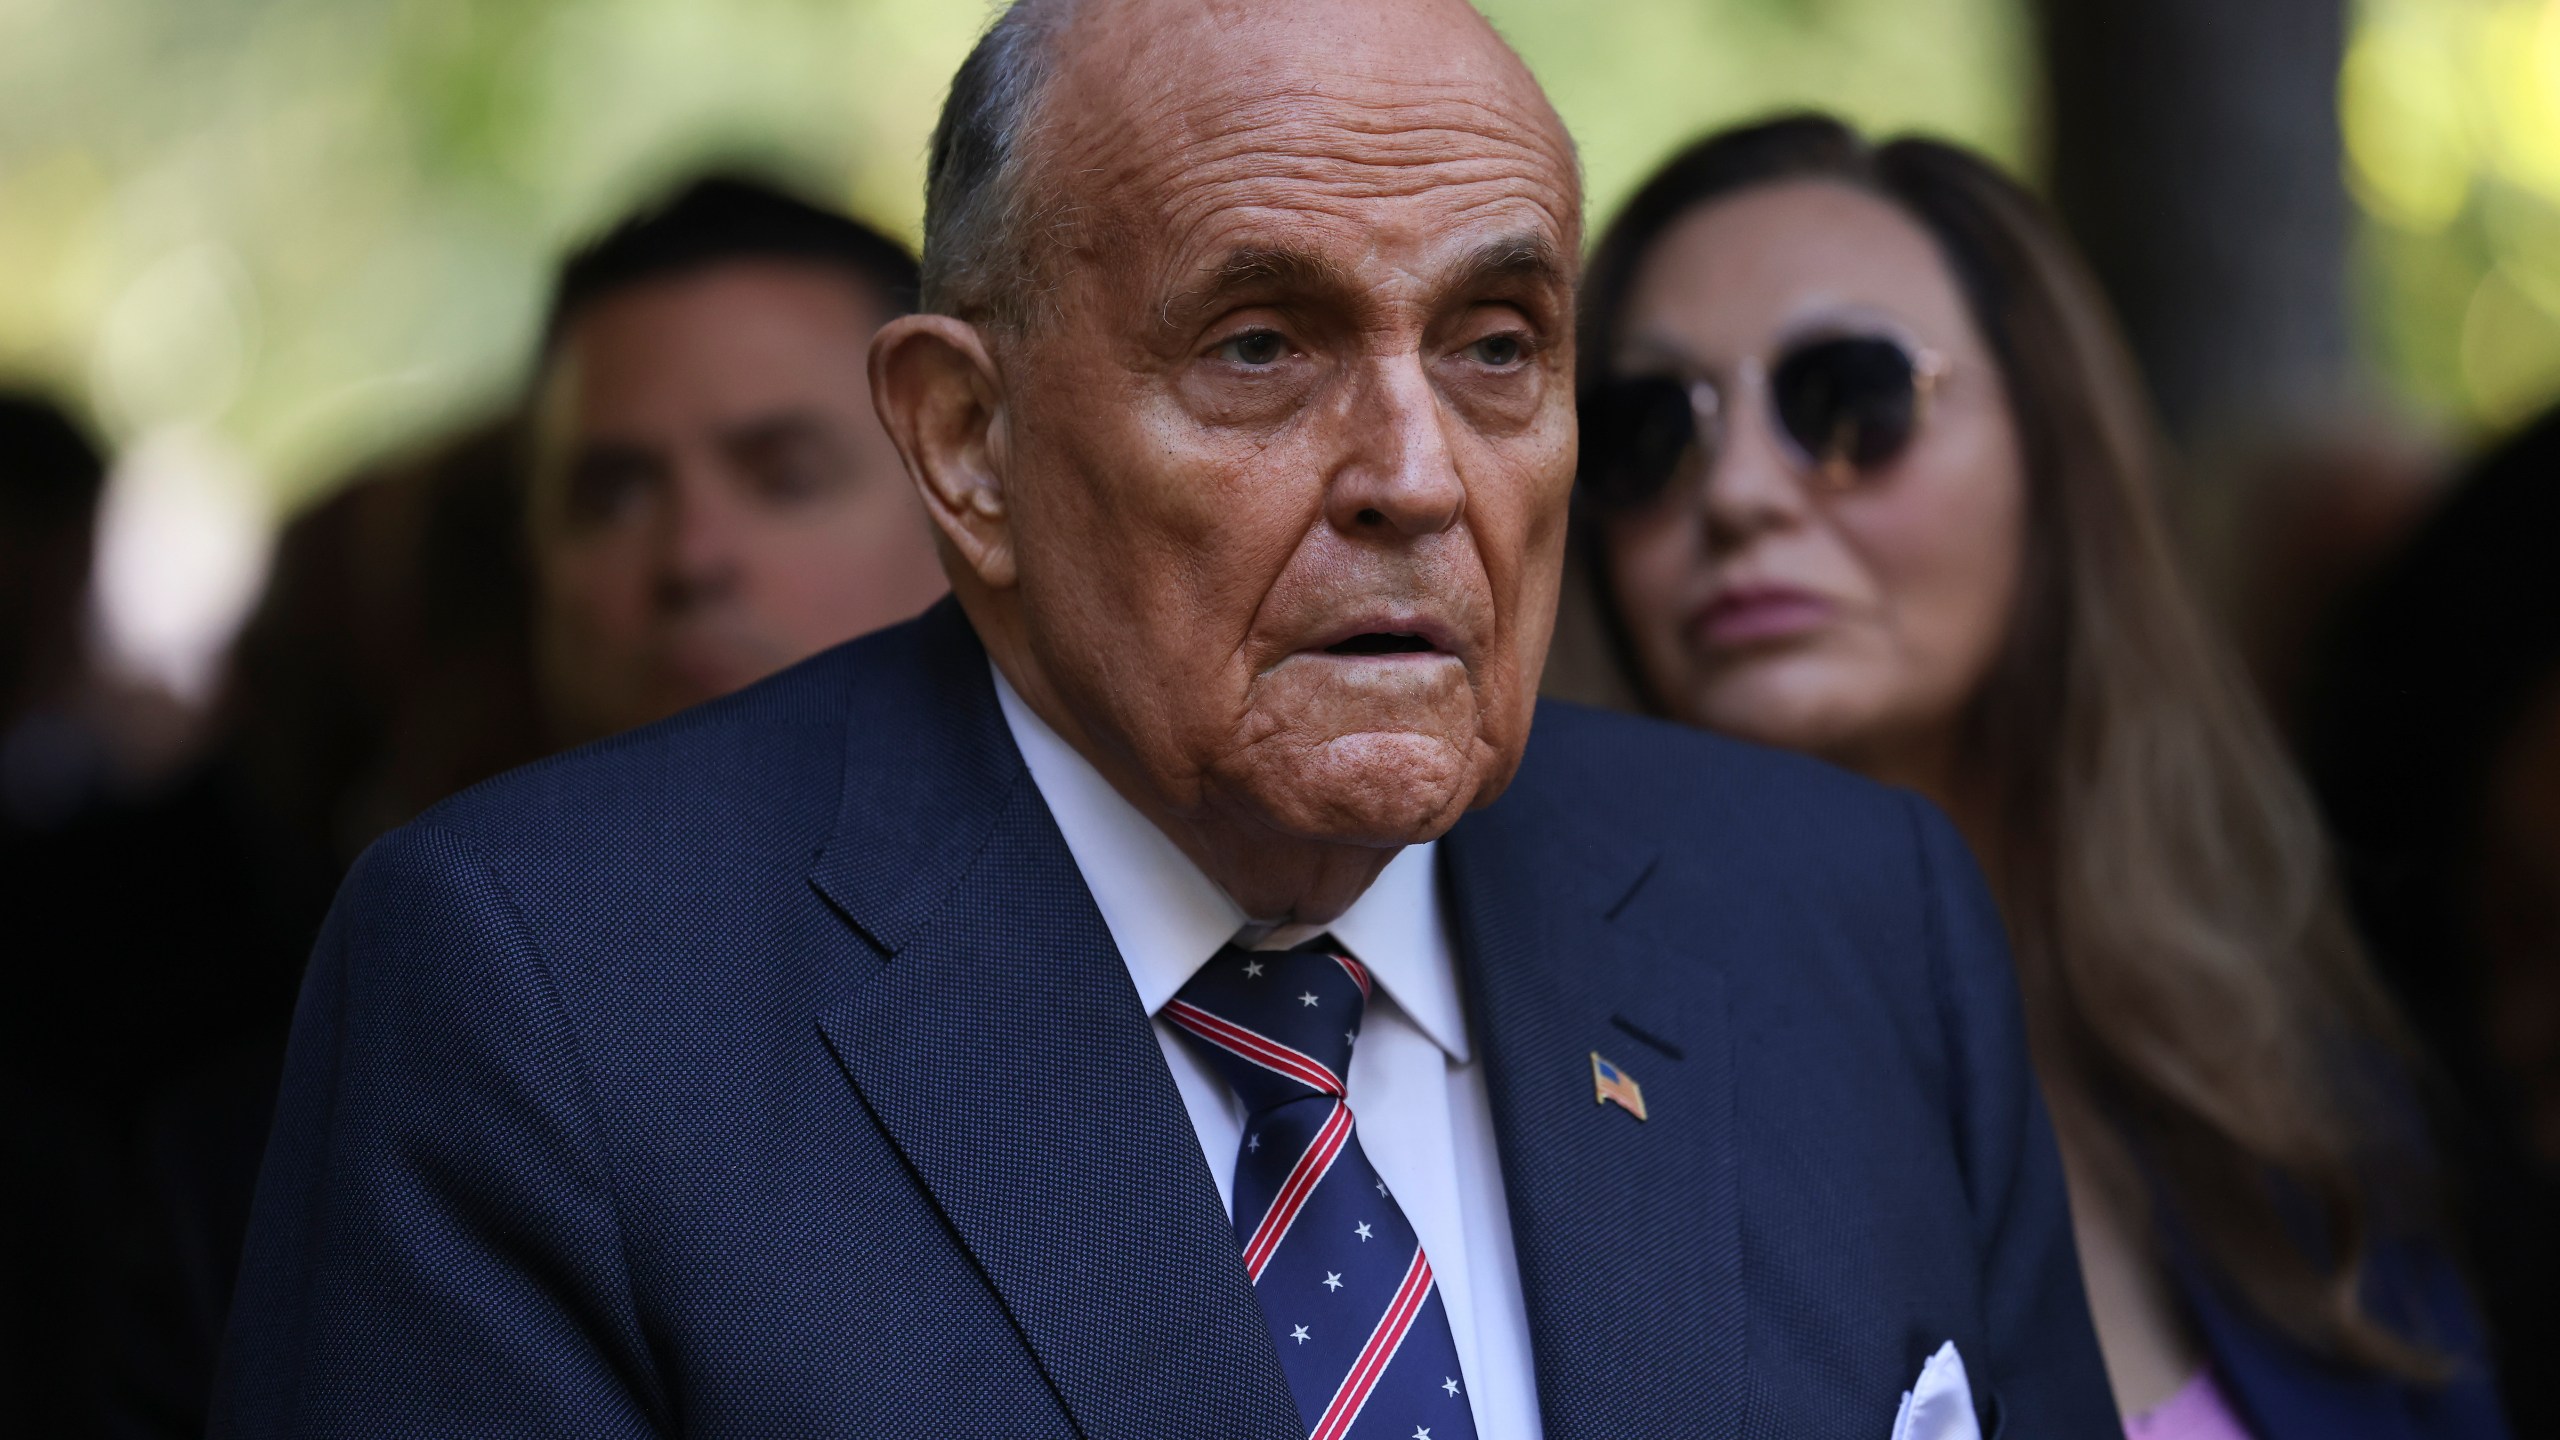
[213, 601, 2116, 1437]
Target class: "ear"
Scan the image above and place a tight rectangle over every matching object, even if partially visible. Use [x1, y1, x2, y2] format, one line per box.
[870, 314, 1017, 589]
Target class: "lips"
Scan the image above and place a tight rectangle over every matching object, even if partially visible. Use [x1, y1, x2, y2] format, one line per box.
[1306, 613, 1463, 660]
[1326, 632, 1437, 656]
[1689, 584, 1833, 649]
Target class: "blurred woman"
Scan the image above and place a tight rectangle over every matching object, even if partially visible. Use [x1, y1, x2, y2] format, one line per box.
[1571, 114, 2505, 1440]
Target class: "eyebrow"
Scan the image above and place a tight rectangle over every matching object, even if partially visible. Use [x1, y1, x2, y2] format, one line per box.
[716, 408, 834, 454]
[1208, 246, 1362, 296]
[1158, 231, 1571, 336]
[564, 438, 664, 483]
[1447, 233, 1571, 298]
[1616, 333, 1705, 374]
[1157, 245, 1362, 333]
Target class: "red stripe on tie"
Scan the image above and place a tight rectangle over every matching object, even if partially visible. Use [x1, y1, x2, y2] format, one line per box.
[1164, 999, 1343, 1095]
[1240, 1101, 1352, 1281]
[1332, 953, 1372, 1000]
[1309, 1246, 1434, 1440]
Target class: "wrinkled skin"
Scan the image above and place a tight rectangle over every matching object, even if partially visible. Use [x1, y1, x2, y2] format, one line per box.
[531, 262, 948, 745]
[873, 0, 1581, 923]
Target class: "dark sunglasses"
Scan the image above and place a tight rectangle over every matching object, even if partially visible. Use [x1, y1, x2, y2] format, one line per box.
[1578, 334, 1946, 510]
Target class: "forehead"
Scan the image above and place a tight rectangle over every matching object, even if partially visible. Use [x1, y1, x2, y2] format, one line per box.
[1039, 5, 1579, 296]
[564, 263, 885, 360]
[549, 263, 883, 409]
[1622, 182, 1971, 350]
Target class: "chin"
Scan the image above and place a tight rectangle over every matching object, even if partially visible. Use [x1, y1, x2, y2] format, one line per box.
[1226, 729, 1487, 847]
[660, 650, 775, 704]
[1691, 683, 1880, 761]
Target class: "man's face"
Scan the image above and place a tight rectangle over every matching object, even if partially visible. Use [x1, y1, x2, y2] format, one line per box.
[991, 0, 1580, 852]
[530, 261, 947, 743]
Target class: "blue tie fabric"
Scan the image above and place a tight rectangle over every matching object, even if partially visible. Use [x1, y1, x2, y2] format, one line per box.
[1169, 939, 1480, 1440]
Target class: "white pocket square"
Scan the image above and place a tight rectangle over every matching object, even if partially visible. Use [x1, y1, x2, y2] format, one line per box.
[1889, 1340, 1983, 1440]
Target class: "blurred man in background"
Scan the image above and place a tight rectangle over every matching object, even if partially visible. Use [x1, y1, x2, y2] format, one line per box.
[4, 176, 947, 1440]
[527, 174, 948, 745]
[0, 393, 144, 829]
[2, 391, 303, 1438]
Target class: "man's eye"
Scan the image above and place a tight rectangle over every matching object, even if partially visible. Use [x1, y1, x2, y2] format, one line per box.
[1214, 330, 1289, 367]
[564, 461, 655, 528]
[1465, 334, 1528, 367]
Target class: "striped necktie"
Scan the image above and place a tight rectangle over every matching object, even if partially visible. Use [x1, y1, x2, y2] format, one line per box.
[1169, 938, 1479, 1440]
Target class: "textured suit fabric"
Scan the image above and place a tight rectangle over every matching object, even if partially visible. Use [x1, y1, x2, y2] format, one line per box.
[212, 598, 2116, 1438]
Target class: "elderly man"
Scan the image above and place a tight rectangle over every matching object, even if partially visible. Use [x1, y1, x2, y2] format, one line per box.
[214, 1, 2115, 1436]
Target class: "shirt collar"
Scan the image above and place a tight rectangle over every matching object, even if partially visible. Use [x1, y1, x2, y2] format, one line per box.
[993, 663, 1469, 1064]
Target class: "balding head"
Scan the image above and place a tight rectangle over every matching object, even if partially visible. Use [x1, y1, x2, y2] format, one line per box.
[924, 0, 1576, 328]
[874, 0, 1583, 923]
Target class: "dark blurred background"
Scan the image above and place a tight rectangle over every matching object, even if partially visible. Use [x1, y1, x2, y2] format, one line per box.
[2, 0, 2555, 1437]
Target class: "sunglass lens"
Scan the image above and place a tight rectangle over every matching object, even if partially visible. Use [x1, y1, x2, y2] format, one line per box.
[1580, 375, 1697, 508]
[1771, 337, 1920, 475]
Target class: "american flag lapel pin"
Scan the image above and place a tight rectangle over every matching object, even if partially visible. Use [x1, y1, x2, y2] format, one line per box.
[1589, 1051, 1648, 1121]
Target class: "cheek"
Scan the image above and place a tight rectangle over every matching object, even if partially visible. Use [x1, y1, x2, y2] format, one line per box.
[1009, 399, 1307, 734]
[1483, 420, 1577, 622]
[755, 500, 935, 611]
[1837, 446, 2026, 705]
[1600, 509, 1706, 686]
[1412, 409, 1571, 711]
[538, 540, 646, 638]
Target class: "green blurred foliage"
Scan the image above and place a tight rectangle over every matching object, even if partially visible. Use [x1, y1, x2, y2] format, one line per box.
[0, 0, 2028, 508]
[2345, 0, 2560, 432]
[5, 0, 2545, 503]
[1482, 0, 2030, 234]
[0, 0, 991, 506]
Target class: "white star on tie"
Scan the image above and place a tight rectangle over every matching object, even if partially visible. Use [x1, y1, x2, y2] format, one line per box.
[1345, 1030, 1357, 1047]
[1414, 1429, 1432, 1439]
[1247, 1133, 1261, 1153]
[1323, 1271, 1343, 1292]
[1290, 1324, 1311, 1344]
[1375, 1180, 1389, 1196]
[1243, 959, 1265, 978]
[1298, 991, 1319, 1007]
[1354, 1221, 1374, 1241]
[1443, 1377, 1461, 1397]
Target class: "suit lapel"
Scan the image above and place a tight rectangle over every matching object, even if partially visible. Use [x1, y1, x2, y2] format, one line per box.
[807, 604, 1300, 1440]
[1445, 795, 1747, 1440]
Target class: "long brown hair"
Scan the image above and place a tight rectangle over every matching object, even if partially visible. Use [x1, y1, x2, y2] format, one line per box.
[1575, 114, 2440, 1375]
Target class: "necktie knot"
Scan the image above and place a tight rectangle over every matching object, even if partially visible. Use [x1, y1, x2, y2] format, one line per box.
[1167, 937, 1372, 1113]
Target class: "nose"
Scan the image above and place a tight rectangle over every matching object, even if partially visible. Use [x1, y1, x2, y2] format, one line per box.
[1699, 382, 1811, 554]
[1326, 353, 1465, 539]
[652, 466, 747, 613]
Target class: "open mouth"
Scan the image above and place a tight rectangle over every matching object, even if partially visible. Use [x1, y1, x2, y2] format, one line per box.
[1324, 631, 1441, 657]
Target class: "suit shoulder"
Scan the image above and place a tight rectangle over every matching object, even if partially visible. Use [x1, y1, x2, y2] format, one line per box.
[1513, 698, 1918, 849]
[409, 631, 875, 871]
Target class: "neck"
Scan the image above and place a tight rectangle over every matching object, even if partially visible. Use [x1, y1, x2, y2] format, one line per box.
[1144, 804, 1398, 927]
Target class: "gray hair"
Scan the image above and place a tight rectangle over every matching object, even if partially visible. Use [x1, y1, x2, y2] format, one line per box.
[920, 0, 1077, 328]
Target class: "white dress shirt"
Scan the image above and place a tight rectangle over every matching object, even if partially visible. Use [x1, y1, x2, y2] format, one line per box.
[995, 667, 1544, 1440]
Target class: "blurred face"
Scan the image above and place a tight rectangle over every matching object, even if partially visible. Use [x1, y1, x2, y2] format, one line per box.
[1597, 181, 2026, 792]
[885, 0, 1579, 914]
[530, 261, 947, 743]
